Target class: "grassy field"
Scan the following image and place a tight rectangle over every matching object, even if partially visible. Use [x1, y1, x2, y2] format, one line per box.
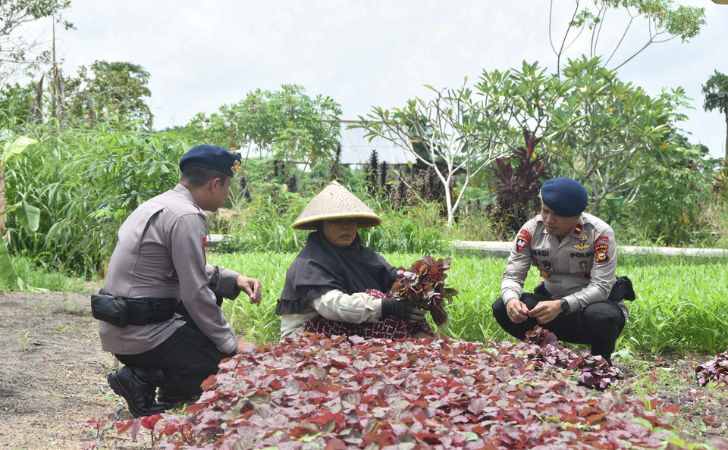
[210, 252, 728, 355]
[0, 256, 87, 292]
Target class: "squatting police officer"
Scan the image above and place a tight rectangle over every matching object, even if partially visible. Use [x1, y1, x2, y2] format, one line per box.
[492, 177, 632, 363]
[93, 145, 262, 417]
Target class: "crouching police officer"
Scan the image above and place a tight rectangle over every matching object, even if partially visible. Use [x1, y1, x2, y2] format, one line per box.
[92, 145, 262, 417]
[492, 177, 633, 363]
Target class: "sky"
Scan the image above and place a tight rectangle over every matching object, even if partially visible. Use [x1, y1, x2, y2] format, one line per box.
[21, 1, 728, 162]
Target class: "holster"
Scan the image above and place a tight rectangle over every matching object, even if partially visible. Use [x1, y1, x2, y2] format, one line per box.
[91, 290, 177, 327]
[91, 293, 129, 327]
[608, 276, 636, 302]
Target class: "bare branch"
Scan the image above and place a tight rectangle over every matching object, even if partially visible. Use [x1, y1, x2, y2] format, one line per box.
[612, 36, 654, 71]
[593, 6, 608, 56]
[556, 0, 581, 77]
[605, 15, 633, 66]
[563, 22, 587, 53]
[548, 0, 558, 56]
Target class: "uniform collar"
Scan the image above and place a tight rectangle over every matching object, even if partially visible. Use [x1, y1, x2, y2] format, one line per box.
[173, 183, 203, 211]
[572, 215, 585, 238]
[535, 214, 585, 237]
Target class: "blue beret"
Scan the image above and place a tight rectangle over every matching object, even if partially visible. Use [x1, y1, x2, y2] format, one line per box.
[179, 144, 241, 177]
[540, 177, 588, 217]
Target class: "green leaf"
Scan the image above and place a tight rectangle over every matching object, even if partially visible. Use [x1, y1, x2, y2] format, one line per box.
[0, 239, 18, 290]
[2, 136, 37, 164]
[21, 201, 41, 232]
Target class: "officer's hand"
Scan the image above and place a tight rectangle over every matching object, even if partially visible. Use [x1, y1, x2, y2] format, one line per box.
[528, 300, 561, 324]
[381, 298, 426, 322]
[506, 299, 529, 324]
[237, 275, 262, 304]
[236, 337, 256, 354]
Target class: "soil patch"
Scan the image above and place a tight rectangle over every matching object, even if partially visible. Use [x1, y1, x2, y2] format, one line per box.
[0, 292, 121, 450]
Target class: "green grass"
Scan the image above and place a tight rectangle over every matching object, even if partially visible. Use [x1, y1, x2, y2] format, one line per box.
[210, 252, 728, 355]
[0, 256, 86, 292]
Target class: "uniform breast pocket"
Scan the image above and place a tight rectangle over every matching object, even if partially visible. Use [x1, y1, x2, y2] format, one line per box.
[533, 257, 553, 278]
[569, 253, 593, 278]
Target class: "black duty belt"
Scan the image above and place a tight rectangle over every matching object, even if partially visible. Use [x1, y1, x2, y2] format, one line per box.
[91, 290, 177, 327]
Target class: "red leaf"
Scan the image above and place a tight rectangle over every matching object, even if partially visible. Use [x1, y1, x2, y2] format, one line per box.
[200, 374, 217, 391]
[306, 410, 346, 431]
[140, 414, 161, 430]
[325, 438, 348, 450]
[114, 419, 134, 434]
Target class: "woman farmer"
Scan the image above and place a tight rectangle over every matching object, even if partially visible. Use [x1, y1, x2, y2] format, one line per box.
[276, 181, 429, 339]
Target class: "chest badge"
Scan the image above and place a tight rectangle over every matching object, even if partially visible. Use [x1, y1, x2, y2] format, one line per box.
[574, 241, 590, 251]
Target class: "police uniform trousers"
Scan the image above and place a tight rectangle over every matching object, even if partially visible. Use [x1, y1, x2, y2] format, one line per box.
[492, 284, 625, 362]
[114, 307, 226, 401]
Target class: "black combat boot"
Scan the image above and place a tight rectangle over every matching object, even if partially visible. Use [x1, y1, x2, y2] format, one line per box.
[107, 366, 165, 417]
[157, 387, 199, 410]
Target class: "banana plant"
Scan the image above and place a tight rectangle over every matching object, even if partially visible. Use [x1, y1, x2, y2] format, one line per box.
[0, 134, 39, 289]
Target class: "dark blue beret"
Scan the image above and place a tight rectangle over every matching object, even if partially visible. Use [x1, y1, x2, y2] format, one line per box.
[540, 177, 588, 217]
[179, 145, 241, 177]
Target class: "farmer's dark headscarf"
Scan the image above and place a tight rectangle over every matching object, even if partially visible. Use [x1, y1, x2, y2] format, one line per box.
[275, 231, 397, 315]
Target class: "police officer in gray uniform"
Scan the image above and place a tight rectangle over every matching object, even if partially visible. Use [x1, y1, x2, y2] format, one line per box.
[92, 145, 262, 417]
[492, 177, 632, 363]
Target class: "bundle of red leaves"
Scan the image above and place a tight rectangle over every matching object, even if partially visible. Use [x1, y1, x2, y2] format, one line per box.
[696, 350, 728, 387]
[525, 326, 623, 391]
[369, 256, 457, 325]
[149, 334, 679, 449]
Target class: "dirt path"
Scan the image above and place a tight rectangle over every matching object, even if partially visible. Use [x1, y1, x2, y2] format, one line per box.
[0, 292, 123, 450]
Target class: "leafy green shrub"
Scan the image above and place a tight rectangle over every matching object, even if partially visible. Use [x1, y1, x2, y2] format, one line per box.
[611, 144, 716, 246]
[216, 182, 310, 253]
[212, 173, 447, 254]
[4, 125, 188, 277]
[360, 202, 447, 254]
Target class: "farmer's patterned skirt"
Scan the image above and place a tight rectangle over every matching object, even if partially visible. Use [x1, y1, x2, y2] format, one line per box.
[303, 317, 433, 339]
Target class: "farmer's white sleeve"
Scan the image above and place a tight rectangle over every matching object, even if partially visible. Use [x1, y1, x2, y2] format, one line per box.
[312, 289, 383, 324]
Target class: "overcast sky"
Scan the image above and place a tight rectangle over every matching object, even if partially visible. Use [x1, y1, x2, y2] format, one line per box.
[24, 1, 728, 159]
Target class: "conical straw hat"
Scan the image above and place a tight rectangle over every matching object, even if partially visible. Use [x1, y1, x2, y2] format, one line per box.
[292, 181, 381, 230]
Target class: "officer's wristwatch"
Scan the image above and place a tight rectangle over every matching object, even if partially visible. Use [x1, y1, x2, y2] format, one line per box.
[559, 298, 570, 314]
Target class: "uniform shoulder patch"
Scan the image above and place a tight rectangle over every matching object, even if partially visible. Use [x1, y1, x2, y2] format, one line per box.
[594, 235, 609, 263]
[516, 228, 532, 253]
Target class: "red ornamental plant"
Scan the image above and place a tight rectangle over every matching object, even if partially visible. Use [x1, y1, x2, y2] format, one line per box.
[148, 335, 685, 449]
[525, 326, 623, 391]
[696, 350, 728, 386]
[368, 256, 457, 326]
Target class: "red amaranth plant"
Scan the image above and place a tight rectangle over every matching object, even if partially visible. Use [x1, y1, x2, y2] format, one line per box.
[696, 350, 728, 387]
[368, 256, 457, 326]
[525, 326, 623, 391]
[142, 335, 682, 449]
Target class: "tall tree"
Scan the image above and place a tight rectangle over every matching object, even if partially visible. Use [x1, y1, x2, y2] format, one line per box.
[359, 85, 513, 227]
[0, 0, 72, 81]
[188, 85, 342, 166]
[548, 0, 704, 75]
[65, 61, 153, 129]
[702, 70, 728, 160]
[2, 60, 154, 129]
[549, 57, 692, 216]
